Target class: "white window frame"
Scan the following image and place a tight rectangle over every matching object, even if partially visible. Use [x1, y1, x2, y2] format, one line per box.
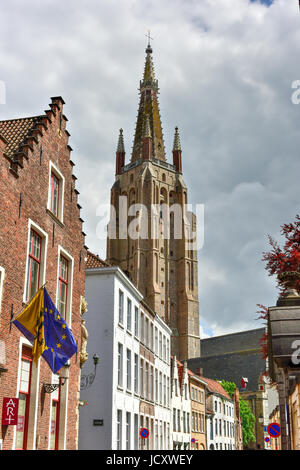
[23, 219, 48, 304]
[0, 266, 5, 316]
[13, 337, 41, 450]
[47, 160, 65, 223]
[56, 245, 74, 326]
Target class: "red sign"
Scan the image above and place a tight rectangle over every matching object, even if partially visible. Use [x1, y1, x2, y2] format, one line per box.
[267, 422, 281, 438]
[2, 398, 19, 425]
[140, 428, 149, 439]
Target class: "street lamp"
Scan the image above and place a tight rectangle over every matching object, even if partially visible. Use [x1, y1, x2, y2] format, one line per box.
[80, 353, 100, 390]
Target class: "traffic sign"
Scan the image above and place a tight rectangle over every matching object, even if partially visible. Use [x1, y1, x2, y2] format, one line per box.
[140, 427, 149, 439]
[267, 422, 281, 438]
[191, 438, 196, 443]
[265, 437, 270, 443]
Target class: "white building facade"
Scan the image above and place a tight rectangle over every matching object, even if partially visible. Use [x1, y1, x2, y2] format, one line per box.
[79, 266, 142, 450]
[79, 261, 172, 450]
[171, 358, 191, 450]
[153, 313, 172, 450]
[206, 388, 235, 451]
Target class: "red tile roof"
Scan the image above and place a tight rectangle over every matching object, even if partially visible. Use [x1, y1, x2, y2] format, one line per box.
[0, 116, 45, 159]
[200, 376, 231, 400]
[86, 251, 109, 269]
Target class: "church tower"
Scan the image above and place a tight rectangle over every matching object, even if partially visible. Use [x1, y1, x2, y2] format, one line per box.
[107, 41, 200, 360]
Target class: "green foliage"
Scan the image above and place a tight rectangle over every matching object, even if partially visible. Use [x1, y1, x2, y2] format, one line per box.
[220, 380, 256, 447]
[220, 380, 236, 399]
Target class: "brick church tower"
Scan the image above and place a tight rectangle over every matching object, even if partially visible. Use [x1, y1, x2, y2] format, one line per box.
[107, 42, 200, 360]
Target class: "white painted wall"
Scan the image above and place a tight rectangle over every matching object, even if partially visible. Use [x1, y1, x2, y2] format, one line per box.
[206, 395, 235, 451]
[78, 267, 141, 450]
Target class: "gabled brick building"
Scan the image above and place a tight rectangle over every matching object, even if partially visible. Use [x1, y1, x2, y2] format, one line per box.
[0, 97, 86, 450]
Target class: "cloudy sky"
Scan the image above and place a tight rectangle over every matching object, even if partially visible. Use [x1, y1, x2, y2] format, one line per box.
[1, 0, 300, 338]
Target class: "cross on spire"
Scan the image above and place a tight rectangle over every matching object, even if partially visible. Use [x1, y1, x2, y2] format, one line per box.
[145, 29, 153, 46]
[145, 30, 153, 53]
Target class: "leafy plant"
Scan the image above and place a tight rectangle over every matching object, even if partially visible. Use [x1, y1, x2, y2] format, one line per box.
[221, 380, 256, 447]
[262, 214, 300, 294]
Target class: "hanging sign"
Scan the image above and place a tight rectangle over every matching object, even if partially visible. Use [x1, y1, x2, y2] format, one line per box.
[2, 398, 19, 425]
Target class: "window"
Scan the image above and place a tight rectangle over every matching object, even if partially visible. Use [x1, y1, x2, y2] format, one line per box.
[150, 323, 154, 351]
[134, 307, 139, 337]
[163, 336, 166, 361]
[155, 369, 158, 402]
[16, 346, 33, 450]
[163, 375, 166, 406]
[118, 343, 123, 388]
[159, 332, 162, 358]
[155, 421, 159, 449]
[183, 411, 186, 433]
[0, 266, 5, 315]
[118, 290, 124, 325]
[215, 400, 218, 412]
[160, 421, 163, 449]
[50, 172, 60, 217]
[159, 372, 162, 405]
[145, 362, 149, 399]
[117, 410, 122, 450]
[167, 377, 170, 406]
[58, 255, 68, 319]
[140, 313, 144, 343]
[145, 318, 149, 347]
[126, 349, 131, 391]
[175, 378, 178, 397]
[166, 339, 169, 363]
[25, 229, 42, 301]
[150, 366, 154, 401]
[134, 414, 139, 450]
[56, 247, 74, 324]
[50, 375, 61, 450]
[173, 409, 176, 432]
[134, 354, 139, 394]
[48, 161, 65, 222]
[127, 299, 132, 332]
[155, 327, 158, 354]
[140, 359, 144, 397]
[215, 419, 218, 436]
[187, 413, 190, 433]
[126, 412, 131, 450]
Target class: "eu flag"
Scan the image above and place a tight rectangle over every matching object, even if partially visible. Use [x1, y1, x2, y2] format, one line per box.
[13, 287, 77, 373]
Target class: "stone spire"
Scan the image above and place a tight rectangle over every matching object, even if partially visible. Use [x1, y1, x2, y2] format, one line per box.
[117, 128, 125, 152]
[115, 128, 125, 175]
[131, 45, 166, 162]
[173, 126, 181, 151]
[172, 126, 182, 173]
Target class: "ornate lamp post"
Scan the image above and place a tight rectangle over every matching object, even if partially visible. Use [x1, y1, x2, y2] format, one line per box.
[80, 353, 100, 390]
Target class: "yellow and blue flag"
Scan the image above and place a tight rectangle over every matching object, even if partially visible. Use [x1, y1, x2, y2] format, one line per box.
[13, 287, 77, 373]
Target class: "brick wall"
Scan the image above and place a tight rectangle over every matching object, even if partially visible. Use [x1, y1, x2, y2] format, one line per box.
[0, 97, 86, 450]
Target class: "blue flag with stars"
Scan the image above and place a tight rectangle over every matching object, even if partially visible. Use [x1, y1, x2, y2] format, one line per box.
[41, 287, 77, 373]
[13, 287, 77, 373]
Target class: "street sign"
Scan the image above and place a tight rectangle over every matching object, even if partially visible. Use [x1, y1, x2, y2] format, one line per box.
[2, 398, 19, 425]
[265, 437, 270, 443]
[140, 428, 149, 439]
[93, 419, 103, 426]
[267, 422, 281, 438]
